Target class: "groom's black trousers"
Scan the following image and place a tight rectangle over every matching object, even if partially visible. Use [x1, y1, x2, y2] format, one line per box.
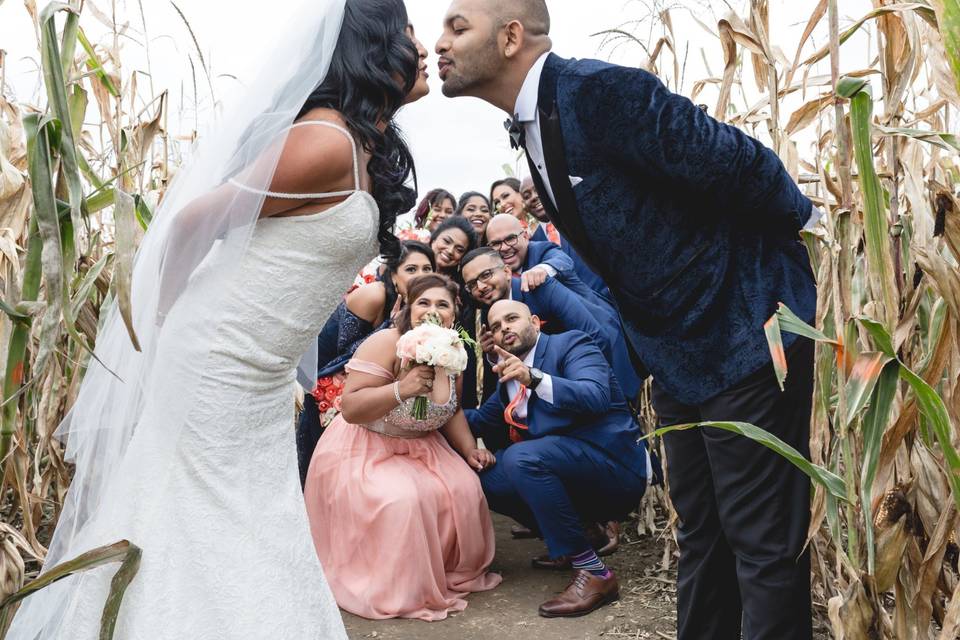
[652, 338, 814, 640]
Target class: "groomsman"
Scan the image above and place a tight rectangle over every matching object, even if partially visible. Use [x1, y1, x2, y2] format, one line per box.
[485, 214, 597, 303]
[438, 1, 818, 638]
[522, 176, 611, 301]
[461, 247, 640, 405]
[466, 300, 648, 617]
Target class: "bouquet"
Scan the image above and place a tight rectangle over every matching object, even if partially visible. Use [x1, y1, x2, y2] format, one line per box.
[395, 312, 472, 419]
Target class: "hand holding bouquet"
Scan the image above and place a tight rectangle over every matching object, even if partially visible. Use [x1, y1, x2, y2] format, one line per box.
[395, 312, 472, 419]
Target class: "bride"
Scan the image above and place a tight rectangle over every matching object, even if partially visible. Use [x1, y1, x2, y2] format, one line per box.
[10, 1, 429, 638]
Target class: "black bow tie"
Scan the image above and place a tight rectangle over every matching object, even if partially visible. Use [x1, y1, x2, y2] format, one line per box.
[504, 117, 526, 150]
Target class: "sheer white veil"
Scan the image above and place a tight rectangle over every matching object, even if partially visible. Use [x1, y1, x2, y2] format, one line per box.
[10, 0, 347, 635]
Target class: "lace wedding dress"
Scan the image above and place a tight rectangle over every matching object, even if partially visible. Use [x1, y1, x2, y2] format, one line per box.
[13, 122, 377, 640]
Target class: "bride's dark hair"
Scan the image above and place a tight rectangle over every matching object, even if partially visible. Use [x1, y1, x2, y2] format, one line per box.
[296, 0, 419, 263]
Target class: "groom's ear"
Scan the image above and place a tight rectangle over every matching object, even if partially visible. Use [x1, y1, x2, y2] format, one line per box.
[502, 20, 525, 58]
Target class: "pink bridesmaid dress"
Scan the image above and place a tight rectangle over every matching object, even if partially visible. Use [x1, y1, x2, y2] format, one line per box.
[303, 359, 502, 621]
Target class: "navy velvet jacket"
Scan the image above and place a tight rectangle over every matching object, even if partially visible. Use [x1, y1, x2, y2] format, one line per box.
[465, 331, 647, 481]
[527, 54, 816, 404]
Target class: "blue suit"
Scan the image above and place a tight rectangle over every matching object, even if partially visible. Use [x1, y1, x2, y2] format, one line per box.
[528, 54, 816, 405]
[466, 331, 647, 557]
[531, 225, 611, 301]
[510, 278, 641, 399]
[522, 240, 599, 304]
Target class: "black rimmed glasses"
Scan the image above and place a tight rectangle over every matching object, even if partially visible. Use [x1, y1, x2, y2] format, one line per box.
[488, 233, 520, 252]
[464, 269, 497, 294]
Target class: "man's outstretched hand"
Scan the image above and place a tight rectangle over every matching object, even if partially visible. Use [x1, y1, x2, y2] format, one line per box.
[492, 345, 532, 386]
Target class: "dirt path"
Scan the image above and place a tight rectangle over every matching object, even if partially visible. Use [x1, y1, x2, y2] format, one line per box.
[343, 514, 678, 640]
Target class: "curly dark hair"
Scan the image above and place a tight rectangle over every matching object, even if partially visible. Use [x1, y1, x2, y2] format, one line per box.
[414, 188, 457, 229]
[296, 0, 420, 263]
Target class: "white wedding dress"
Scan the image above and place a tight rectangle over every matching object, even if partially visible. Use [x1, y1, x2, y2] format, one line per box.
[13, 123, 378, 639]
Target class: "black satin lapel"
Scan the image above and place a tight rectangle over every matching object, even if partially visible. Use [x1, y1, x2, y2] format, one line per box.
[526, 156, 558, 220]
[537, 103, 604, 275]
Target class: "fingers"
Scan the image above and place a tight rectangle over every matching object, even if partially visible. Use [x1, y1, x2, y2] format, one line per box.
[492, 345, 513, 360]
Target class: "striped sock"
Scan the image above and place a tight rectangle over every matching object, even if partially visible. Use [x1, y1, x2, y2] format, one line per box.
[570, 548, 611, 578]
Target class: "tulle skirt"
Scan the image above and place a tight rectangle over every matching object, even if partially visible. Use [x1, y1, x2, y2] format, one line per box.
[304, 417, 502, 621]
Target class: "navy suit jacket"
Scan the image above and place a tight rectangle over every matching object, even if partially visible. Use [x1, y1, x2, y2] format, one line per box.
[466, 331, 647, 481]
[523, 240, 598, 303]
[531, 226, 611, 300]
[510, 278, 640, 398]
[527, 54, 817, 404]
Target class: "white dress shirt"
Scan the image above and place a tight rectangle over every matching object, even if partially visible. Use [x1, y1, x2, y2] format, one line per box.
[514, 51, 555, 208]
[505, 334, 553, 419]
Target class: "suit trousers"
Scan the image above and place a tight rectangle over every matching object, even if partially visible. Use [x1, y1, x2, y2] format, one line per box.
[652, 338, 814, 640]
[480, 435, 646, 558]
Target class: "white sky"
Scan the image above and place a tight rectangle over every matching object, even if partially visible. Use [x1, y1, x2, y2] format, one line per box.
[1, 0, 906, 209]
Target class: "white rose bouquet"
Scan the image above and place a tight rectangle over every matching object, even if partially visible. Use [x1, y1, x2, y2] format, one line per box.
[395, 312, 472, 419]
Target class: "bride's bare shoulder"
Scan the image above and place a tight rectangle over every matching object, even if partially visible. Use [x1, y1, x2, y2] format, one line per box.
[269, 109, 357, 196]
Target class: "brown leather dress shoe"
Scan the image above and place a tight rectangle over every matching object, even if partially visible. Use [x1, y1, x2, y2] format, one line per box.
[538, 569, 620, 618]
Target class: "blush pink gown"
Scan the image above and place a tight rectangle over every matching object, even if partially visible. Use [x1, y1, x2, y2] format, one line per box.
[303, 359, 501, 621]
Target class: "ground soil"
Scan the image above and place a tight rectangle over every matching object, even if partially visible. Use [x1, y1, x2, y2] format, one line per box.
[343, 513, 679, 640]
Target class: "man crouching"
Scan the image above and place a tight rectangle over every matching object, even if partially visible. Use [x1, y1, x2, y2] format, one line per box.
[466, 300, 648, 617]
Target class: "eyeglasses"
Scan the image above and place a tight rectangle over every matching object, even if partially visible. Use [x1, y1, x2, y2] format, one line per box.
[488, 233, 521, 252]
[464, 268, 497, 294]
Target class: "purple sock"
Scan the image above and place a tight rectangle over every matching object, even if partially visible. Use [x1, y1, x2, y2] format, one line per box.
[570, 548, 611, 578]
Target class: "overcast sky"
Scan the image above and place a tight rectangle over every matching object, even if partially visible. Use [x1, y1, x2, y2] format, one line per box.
[1, 0, 888, 207]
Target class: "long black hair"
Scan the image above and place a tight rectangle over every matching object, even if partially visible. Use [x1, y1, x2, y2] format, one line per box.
[382, 240, 436, 311]
[297, 0, 419, 263]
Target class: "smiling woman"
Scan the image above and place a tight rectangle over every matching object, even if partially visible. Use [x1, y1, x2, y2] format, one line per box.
[429, 215, 478, 276]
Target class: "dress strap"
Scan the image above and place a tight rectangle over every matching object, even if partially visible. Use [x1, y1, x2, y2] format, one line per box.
[345, 359, 395, 381]
[228, 120, 361, 200]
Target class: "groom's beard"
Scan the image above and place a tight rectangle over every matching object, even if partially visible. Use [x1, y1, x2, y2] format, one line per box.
[440, 33, 501, 97]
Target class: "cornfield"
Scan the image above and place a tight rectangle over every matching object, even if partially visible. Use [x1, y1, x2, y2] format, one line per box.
[0, 0, 958, 638]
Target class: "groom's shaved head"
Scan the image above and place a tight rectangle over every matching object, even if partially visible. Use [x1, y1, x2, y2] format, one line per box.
[489, 0, 550, 36]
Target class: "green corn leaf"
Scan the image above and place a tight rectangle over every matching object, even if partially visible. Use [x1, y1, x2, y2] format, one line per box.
[39, 2, 84, 243]
[649, 421, 848, 501]
[844, 352, 894, 428]
[774, 303, 838, 344]
[858, 316, 897, 357]
[860, 361, 899, 574]
[844, 80, 899, 329]
[77, 28, 120, 97]
[0, 541, 141, 640]
[899, 366, 960, 510]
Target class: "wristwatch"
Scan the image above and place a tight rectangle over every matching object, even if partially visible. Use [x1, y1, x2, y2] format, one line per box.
[528, 367, 545, 391]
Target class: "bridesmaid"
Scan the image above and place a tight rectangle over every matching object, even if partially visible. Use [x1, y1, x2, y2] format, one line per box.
[296, 240, 435, 484]
[414, 188, 457, 233]
[457, 191, 492, 244]
[304, 274, 502, 621]
[490, 177, 528, 224]
[429, 215, 477, 279]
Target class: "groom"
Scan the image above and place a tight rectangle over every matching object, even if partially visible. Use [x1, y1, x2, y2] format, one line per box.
[437, 2, 817, 639]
